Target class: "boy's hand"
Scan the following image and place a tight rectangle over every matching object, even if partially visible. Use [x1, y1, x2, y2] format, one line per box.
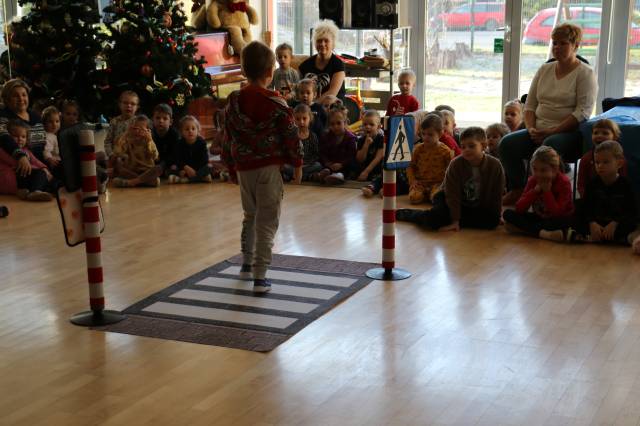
[589, 222, 603, 242]
[439, 221, 460, 232]
[602, 221, 618, 241]
[48, 157, 60, 167]
[357, 171, 369, 181]
[364, 136, 373, 146]
[292, 166, 302, 184]
[184, 166, 196, 178]
[396, 106, 405, 115]
[44, 169, 53, 181]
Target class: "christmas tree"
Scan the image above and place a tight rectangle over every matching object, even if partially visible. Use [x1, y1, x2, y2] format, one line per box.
[97, 0, 212, 118]
[3, 0, 103, 118]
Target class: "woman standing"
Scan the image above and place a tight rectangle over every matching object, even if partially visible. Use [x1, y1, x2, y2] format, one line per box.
[298, 20, 346, 100]
[500, 23, 597, 205]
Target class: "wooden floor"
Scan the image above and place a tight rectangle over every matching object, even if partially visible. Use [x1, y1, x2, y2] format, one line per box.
[1, 182, 640, 426]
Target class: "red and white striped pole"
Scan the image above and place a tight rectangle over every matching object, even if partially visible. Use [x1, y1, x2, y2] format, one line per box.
[382, 169, 397, 273]
[70, 129, 124, 326]
[366, 125, 411, 281]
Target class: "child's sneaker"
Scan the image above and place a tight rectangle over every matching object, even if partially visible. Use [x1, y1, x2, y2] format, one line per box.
[112, 177, 129, 187]
[361, 185, 374, 198]
[202, 175, 213, 183]
[312, 168, 331, 182]
[16, 189, 29, 200]
[253, 279, 271, 294]
[239, 264, 252, 280]
[168, 175, 179, 184]
[27, 190, 53, 202]
[539, 229, 564, 242]
[324, 172, 345, 185]
[179, 177, 189, 184]
[220, 171, 229, 182]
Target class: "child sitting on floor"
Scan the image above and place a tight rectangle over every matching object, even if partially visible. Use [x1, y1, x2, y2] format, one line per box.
[386, 69, 420, 116]
[60, 99, 80, 129]
[0, 120, 54, 201]
[318, 104, 357, 185]
[42, 106, 62, 171]
[111, 115, 161, 187]
[577, 119, 627, 198]
[296, 78, 327, 141]
[503, 146, 574, 241]
[503, 99, 524, 132]
[397, 127, 505, 231]
[407, 113, 453, 204]
[485, 123, 509, 158]
[283, 104, 317, 183]
[168, 115, 212, 184]
[435, 105, 461, 144]
[151, 103, 180, 174]
[103, 91, 139, 159]
[569, 141, 638, 245]
[354, 110, 384, 182]
[270, 43, 300, 100]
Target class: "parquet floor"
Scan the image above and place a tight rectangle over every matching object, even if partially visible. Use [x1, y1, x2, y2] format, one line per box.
[1, 182, 640, 425]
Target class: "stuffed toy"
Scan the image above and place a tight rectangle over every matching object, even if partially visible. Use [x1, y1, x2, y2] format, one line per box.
[191, 0, 258, 56]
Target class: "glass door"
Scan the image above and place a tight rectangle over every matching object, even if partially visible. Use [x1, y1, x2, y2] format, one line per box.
[425, 0, 507, 127]
[624, 1, 640, 96]
[519, 1, 604, 107]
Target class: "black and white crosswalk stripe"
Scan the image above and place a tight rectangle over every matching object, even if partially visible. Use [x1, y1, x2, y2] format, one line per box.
[140, 269, 360, 333]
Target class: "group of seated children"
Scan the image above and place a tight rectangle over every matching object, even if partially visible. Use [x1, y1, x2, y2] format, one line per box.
[0, 100, 80, 202]
[101, 91, 216, 188]
[394, 112, 640, 254]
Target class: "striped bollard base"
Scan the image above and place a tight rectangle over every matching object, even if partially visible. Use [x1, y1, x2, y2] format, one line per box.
[366, 169, 411, 281]
[70, 129, 125, 327]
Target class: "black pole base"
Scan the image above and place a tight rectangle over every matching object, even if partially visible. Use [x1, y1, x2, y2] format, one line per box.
[70, 310, 126, 327]
[366, 267, 412, 281]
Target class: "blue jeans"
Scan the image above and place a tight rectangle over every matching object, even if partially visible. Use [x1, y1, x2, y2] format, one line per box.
[499, 129, 582, 190]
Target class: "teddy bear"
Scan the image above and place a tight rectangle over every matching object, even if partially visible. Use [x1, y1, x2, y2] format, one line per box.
[191, 0, 259, 56]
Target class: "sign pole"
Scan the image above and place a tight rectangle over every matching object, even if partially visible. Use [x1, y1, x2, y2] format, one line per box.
[70, 130, 125, 326]
[366, 115, 412, 281]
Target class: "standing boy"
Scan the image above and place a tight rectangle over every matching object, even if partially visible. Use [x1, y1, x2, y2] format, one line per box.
[223, 41, 302, 293]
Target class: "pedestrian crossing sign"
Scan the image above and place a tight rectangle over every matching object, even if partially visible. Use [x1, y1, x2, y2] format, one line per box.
[384, 115, 414, 170]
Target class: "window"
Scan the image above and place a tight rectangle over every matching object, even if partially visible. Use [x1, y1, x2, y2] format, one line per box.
[541, 15, 555, 27]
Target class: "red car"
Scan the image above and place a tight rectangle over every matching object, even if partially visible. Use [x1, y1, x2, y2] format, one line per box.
[523, 7, 640, 46]
[433, 2, 505, 31]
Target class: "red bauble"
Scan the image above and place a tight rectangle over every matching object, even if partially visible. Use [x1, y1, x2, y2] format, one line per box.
[140, 64, 153, 77]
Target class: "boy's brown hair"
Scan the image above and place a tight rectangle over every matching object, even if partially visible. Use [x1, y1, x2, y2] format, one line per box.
[486, 123, 509, 138]
[592, 118, 621, 141]
[242, 41, 276, 81]
[119, 90, 139, 103]
[152, 103, 173, 117]
[595, 140, 624, 159]
[131, 114, 150, 128]
[420, 113, 444, 132]
[275, 43, 293, 55]
[460, 126, 487, 143]
[293, 103, 313, 122]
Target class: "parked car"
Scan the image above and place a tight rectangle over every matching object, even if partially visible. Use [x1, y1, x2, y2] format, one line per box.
[523, 6, 640, 46]
[432, 2, 505, 31]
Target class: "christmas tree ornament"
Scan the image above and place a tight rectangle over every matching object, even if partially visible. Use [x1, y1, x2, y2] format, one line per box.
[140, 64, 154, 77]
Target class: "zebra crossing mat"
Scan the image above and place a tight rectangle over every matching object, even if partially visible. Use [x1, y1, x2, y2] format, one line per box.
[95, 254, 377, 352]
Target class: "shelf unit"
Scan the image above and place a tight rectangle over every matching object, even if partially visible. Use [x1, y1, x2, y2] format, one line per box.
[309, 26, 411, 111]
